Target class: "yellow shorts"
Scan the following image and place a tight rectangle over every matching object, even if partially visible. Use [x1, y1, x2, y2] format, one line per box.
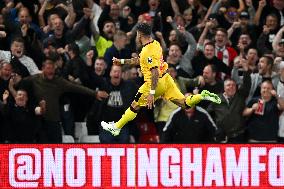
[134, 73, 185, 106]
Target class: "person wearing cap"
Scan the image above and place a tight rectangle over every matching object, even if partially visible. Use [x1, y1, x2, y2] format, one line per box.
[272, 25, 284, 59]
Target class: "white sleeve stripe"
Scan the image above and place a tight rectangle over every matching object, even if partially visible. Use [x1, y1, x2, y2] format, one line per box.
[196, 106, 217, 130]
[163, 107, 181, 132]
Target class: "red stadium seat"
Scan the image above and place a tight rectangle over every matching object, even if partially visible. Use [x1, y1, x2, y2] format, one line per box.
[139, 134, 160, 143]
[137, 122, 157, 135]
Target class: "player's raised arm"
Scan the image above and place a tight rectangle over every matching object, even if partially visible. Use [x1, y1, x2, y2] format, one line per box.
[112, 57, 140, 66]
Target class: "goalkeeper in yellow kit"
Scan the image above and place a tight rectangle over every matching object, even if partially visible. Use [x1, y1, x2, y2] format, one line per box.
[101, 23, 221, 136]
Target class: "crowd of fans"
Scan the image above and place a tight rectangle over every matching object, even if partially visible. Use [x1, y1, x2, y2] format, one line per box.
[0, 0, 284, 143]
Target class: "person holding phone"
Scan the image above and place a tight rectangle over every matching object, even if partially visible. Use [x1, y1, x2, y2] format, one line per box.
[243, 80, 284, 143]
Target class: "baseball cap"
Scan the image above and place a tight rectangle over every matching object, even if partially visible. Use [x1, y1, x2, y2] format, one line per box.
[208, 13, 218, 20]
[239, 11, 249, 19]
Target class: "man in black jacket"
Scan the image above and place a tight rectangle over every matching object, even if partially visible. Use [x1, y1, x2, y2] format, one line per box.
[207, 61, 252, 143]
[162, 106, 217, 143]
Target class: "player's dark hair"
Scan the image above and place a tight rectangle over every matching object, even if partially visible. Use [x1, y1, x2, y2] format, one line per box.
[136, 23, 152, 36]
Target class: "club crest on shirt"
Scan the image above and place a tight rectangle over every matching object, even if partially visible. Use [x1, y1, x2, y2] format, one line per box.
[147, 57, 152, 64]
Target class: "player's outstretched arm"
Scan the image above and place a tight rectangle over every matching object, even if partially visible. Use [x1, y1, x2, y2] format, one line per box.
[112, 57, 140, 66]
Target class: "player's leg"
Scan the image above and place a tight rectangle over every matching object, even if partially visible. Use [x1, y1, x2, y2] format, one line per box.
[101, 83, 149, 136]
[101, 101, 141, 136]
[172, 90, 221, 108]
[116, 101, 140, 129]
[164, 74, 221, 108]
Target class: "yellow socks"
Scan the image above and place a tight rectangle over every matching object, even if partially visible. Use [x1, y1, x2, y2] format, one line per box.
[115, 108, 137, 129]
[185, 94, 202, 108]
